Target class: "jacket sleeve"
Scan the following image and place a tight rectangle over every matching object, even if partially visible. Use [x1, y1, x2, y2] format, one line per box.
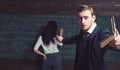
[62, 34, 80, 45]
[102, 28, 119, 51]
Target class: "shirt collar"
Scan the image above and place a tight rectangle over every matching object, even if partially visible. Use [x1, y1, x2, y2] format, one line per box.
[87, 22, 97, 34]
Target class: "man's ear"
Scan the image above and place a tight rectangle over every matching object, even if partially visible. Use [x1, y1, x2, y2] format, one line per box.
[92, 15, 96, 21]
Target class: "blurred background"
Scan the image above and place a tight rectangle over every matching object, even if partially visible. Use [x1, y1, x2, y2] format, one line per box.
[0, 0, 120, 70]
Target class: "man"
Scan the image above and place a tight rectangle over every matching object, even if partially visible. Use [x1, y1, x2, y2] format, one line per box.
[56, 5, 120, 70]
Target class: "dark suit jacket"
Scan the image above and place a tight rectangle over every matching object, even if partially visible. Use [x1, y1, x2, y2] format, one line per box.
[62, 25, 114, 70]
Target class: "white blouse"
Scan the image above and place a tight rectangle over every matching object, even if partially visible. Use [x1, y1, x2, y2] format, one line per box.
[34, 36, 63, 54]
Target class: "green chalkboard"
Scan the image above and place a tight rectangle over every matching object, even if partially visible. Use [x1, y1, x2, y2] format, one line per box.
[0, 14, 120, 61]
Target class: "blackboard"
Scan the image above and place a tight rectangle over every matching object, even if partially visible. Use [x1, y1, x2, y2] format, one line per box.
[0, 14, 120, 61]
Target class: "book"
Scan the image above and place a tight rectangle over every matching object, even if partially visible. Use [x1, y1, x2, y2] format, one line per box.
[100, 16, 116, 48]
[101, 35, 114, 48]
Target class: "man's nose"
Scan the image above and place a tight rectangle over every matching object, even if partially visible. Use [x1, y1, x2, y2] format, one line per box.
[82, 18, 85, 23]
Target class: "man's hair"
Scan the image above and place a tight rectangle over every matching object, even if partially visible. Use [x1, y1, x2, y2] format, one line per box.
[77, 5, 95, 16]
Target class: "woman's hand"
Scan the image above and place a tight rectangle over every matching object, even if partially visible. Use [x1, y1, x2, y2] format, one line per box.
[42, 54, 47, 60]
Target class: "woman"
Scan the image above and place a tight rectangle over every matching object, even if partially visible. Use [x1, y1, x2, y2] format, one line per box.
[34, 20, 63, 70]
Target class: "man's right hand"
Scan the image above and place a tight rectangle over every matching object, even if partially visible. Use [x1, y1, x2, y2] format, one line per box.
[56, 35, 63, 43]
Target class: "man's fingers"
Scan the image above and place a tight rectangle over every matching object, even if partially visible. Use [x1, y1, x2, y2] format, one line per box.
[114, 28, 120, 38]
[115, 28, 120, 36]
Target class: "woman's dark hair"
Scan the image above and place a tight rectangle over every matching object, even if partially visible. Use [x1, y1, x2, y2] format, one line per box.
[42, 20, 57, 45]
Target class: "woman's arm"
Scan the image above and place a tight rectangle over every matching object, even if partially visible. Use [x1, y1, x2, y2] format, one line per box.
[34, 49, 47, 60]
[33, 36, 47, 60]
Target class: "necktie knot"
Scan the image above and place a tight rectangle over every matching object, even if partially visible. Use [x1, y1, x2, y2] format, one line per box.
[83, 32, 90, 38]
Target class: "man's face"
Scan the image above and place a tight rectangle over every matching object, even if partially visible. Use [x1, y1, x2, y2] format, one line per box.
[77, 10, 96, 31]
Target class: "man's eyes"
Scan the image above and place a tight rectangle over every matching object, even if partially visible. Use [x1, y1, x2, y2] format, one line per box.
[78, 17, 88, 20]
[84, 17, 89, 19]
